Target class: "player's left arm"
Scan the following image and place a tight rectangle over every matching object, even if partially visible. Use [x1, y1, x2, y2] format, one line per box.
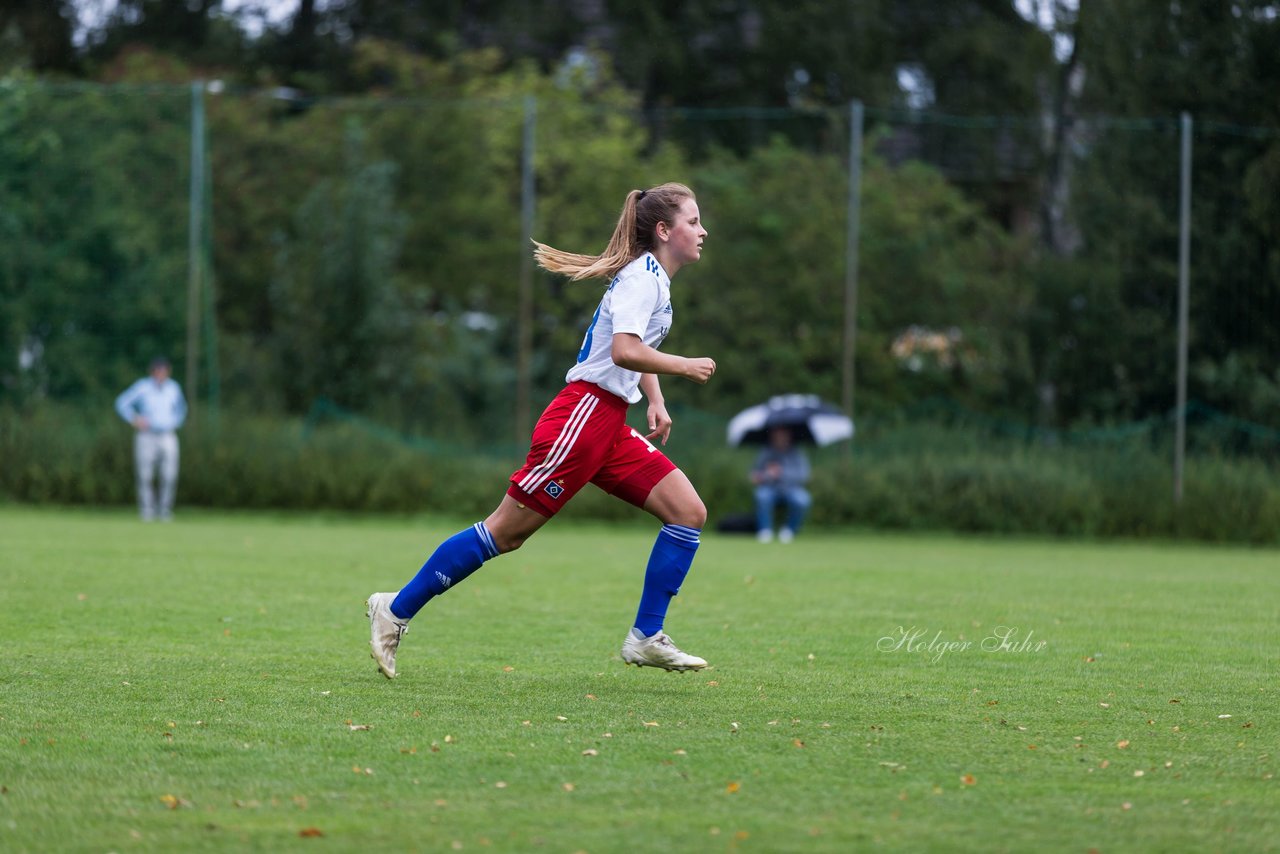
[639, 373, 673, 445]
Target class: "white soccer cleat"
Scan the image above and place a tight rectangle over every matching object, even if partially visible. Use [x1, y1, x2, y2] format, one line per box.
[621, 628, 708, 671]
[366, 592, 408, 679]
[756, 528, 774, 543]
[778, 527, 794, 543]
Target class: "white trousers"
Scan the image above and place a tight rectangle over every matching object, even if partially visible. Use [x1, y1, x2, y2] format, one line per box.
[135, 431, 180, 520]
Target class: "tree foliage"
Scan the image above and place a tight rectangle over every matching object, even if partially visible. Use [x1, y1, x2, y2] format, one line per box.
[1, 1, 1277, 440]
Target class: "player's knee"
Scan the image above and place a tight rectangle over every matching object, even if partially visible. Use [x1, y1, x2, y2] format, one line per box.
[673, 497, 707, 529]
[491, 532, 527, 554]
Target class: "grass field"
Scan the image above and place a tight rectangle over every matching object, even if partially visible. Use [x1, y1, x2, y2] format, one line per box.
[0, 506, 1276, 853]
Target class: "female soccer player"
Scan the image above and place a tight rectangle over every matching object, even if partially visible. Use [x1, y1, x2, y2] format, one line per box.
[367, 182, 715, 678]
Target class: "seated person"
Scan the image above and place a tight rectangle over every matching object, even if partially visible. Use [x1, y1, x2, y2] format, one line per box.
[750, 426, 811, 543]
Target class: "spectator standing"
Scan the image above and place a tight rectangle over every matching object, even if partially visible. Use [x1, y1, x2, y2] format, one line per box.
[115, 357, 187, 521]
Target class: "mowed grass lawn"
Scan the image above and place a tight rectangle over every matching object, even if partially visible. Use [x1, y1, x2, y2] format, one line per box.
[0, 506, 1275, 853]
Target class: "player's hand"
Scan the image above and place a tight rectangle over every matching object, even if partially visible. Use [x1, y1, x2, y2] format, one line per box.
[683, 357, 717, 384]
[646, 402, 673, 446]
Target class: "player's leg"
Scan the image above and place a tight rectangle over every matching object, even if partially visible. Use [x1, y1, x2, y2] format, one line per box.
[391, 496, 547, 620]
[754, 483, 778, 542]
[157, 433, 179, 521]
[780, 486, 811, 542]
[367, 500, 546, 679]
[597, 434, 709, 671]
[368, 382, 622, 678]
[622, 469, 709, 670]
[134, 433, 157, 522]
[366, 507, 507, 680]
[635, 469, 706, 634]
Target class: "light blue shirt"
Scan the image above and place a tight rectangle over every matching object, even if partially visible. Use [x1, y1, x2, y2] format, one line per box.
[753, 446, 811, 490]
[115, 377, 188, 432]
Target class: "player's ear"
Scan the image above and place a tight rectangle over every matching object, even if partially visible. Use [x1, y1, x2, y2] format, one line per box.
[655, 220, 670, 243]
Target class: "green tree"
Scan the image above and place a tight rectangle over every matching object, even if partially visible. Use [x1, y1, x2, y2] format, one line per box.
[0, 0, 77, 75]
[678, 137, 1032, 417]
[1038, 0, 1280, 424]
[0, 76, 190, 403]
[269, 121, 406, 411]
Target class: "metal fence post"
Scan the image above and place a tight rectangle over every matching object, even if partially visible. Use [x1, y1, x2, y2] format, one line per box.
[1174, 112, 1192, 503]
[186, 80, 205, 423]
[515, 95, 537, 442]
[842, 99, 864, 444]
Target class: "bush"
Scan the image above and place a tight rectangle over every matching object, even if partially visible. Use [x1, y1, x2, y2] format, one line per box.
[1, 405, 1276, 544]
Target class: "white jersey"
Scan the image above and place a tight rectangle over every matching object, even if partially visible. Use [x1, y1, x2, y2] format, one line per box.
[565, 252, 673, 404]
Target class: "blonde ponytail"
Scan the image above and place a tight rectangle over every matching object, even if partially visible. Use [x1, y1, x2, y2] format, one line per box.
[534, 183, 694, 281]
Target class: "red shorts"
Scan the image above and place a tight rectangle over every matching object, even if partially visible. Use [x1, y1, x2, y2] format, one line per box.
[507, 381, 677, 517]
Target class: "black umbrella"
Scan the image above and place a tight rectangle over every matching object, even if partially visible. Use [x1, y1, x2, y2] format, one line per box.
[726, 394, 854, 447]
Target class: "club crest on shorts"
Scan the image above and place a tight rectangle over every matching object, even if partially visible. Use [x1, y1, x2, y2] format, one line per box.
[544, 479, 565, 500]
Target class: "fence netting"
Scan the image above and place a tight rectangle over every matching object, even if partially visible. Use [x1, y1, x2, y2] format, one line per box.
[2, 81, 1276, 459]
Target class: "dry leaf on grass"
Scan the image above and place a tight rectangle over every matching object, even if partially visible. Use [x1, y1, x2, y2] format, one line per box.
[298, 827, 324, 838]
[726, 782, 741, 793]
[960, 774, 977, 786]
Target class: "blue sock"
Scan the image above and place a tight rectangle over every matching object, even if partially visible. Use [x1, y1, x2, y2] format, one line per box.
[391, 522, 499, 620]
[633, 524, 700, 637]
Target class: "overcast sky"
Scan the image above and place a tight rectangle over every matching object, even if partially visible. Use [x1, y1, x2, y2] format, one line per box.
[73, 0, 1078, 59]
[72, 0, 302, 45]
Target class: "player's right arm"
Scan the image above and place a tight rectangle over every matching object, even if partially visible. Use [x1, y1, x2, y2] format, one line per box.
[114, 380, 147, 429]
